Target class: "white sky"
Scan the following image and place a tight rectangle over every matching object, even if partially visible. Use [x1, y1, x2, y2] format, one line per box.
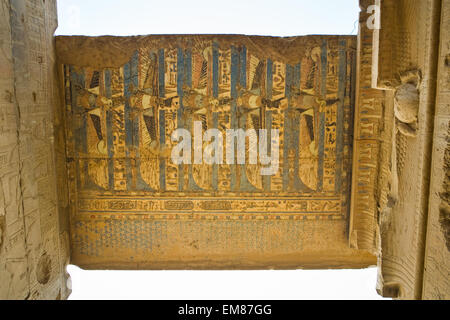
[56, 0, 387, 300]
[55, 0, 360, 36]
[68, 266, 386, 300]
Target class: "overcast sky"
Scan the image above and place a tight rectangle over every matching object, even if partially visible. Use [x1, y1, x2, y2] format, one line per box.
[56, 0, 360, 36]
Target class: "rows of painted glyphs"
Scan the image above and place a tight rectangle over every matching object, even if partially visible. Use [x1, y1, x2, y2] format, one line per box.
[63, 37, 354, 216]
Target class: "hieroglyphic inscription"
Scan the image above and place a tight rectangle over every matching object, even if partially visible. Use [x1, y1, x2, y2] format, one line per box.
[0, 0, 69, 300]
[349, 2, 385, 251]
[77, 198, 341, 214]
[62, 35, 355, 221]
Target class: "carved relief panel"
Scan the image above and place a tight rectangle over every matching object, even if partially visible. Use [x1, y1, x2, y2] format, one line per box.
[58, 35, 373, 269]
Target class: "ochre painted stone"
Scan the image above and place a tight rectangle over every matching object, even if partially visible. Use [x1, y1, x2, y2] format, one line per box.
[57, 34, 377, 270]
